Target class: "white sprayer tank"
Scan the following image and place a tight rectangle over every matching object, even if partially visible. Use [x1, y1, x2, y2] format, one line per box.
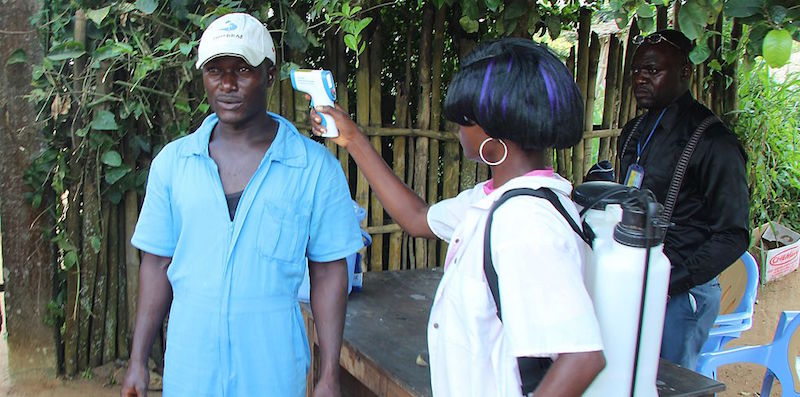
[575, 182, 671, 397]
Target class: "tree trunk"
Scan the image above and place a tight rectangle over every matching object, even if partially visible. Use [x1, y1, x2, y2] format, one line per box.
[0, 0, 57, 378]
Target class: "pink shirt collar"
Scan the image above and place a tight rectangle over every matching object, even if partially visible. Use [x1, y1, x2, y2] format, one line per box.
[483, 168, 555, 195]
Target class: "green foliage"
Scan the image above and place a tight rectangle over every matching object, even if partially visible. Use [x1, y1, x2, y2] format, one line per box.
[608, 0, 799, 67]
[734, 62, 800, 231]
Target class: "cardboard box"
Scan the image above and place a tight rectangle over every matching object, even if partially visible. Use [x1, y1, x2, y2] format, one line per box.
[751, 222, 800, 283]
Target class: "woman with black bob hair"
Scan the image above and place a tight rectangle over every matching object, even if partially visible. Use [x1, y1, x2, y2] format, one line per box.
[310, 37, 605, 396]
[443, 38, 584, 152]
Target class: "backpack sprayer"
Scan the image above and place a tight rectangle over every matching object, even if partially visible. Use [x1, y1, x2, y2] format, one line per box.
[290, 69, 338, 137]
[574, 182, 671, 397]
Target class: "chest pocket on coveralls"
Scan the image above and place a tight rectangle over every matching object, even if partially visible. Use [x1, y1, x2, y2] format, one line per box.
[257, 201, 311, 263]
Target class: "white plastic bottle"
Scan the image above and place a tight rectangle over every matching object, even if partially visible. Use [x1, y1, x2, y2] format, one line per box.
[582, 202, 671, 397]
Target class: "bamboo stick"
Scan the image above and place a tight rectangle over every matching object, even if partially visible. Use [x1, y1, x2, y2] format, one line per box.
[558, 47, 576, 180]
[391, 23, 414, 270]
[413, 4, 434, 269]
[723, 20, 742, 124]
[63, 8, 87, 376]
[427, 5, 447, 268]
[572, 7, 591, 184]
[324, 34, 338, 155]
[584, 32, 601, 171]
[103, 202, 119, 363]
[369, 24, 385, 271]
[89, 202, 110, 367]
[356, 48, 371, 269]
[600, 35, 621, 161]
[79, 155, 100, 370]
[389, 82, 408, 271]
[336, 31, 351, 182]
[117, 203, 129, 360]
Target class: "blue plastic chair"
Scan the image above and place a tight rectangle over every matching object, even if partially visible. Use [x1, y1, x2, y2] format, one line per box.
[697, 311, 800, 397]
[700, 251, 760, 356]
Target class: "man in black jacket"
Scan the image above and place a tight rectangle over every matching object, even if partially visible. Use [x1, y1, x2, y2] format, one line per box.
[617, 29, 750, 370]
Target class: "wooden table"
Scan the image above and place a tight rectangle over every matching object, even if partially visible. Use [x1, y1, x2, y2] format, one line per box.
[304, 269, 725, 397]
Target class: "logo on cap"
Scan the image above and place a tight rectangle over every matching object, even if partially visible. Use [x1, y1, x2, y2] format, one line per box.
[219, 21, 237, 31]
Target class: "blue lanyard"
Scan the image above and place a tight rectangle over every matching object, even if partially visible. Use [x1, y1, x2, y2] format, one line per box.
[636, 108, 667, 164]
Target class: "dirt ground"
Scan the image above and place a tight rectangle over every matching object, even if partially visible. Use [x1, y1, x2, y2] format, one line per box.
[1, 270, 798, 396]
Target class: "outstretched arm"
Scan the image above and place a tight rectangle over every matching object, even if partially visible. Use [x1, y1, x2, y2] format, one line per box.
[121, 252, 173, 397]
[310, 105, 435, 239]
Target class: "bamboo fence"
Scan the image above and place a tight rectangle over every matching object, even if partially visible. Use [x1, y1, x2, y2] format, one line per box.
[57, 6, 743, 374]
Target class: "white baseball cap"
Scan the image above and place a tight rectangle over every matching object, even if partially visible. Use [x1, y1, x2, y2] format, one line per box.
[196, 13, 276, 69]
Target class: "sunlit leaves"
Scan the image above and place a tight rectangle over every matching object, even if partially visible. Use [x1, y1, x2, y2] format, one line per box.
[763, 29, 793, 68]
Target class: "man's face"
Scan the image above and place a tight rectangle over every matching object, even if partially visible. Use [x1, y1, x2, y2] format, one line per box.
[202, 56, 275, 126]
[630, 43, 690, 110]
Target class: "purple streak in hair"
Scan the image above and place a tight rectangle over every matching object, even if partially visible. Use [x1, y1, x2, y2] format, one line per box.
[479, 59, 495, 117]
[539, 62, 559, 117]
[502, 95, 508, 116]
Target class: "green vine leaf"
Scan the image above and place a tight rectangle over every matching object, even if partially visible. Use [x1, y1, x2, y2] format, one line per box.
[636, 4, 654, 19]
[723, 0, 764, 18]
[485, 0, 502, 13]
[64, 250, 78, 270]
[86, 6, 112, 26]
[459, 16, 479, 33]
[134, 0, 158, 15]
[343, 33, 359, 52]
[179, 42, 194, 56]
[91, 110, 119, 131]
[769, 6, 788, 25]
[47, 41, 86, 61]
[6, 49, 26, 66]
[677, 1, 706, 40]
[101, 150, 122, 167]
[105, 166, 131, 185]
[689, 40, 711, 64]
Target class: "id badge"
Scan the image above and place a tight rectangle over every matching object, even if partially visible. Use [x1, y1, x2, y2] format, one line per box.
[624, 164, 645, 188]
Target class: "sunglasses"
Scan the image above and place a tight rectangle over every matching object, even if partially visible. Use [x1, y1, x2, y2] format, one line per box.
[632, 33, 683, 52]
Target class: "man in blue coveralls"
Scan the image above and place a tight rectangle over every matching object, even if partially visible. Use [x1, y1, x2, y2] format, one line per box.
[120, 12, 363, 397]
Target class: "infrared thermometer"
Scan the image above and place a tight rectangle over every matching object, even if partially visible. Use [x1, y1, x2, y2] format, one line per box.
[290, 69, 338, 137]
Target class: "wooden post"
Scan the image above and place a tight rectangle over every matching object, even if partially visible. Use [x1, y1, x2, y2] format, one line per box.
[356, 46, 371, 269]
[389, 25, 414, 271]
[723, 20, 742, 124]
[427, 5, 447, 268]
[558, 48, 576, 180]
[572, 8, 591, 184]
[584, 32, 601, 172]
[336, 32, 351, 182]
[79, 155, 101, 371]
[89, 202, 110, 367]
[600, 35, 621, 162]
[369, 24, 385, 271]
[104, 203, 119, 363]
[656, 5, 668, 31]
[413, 4, 434, 269]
